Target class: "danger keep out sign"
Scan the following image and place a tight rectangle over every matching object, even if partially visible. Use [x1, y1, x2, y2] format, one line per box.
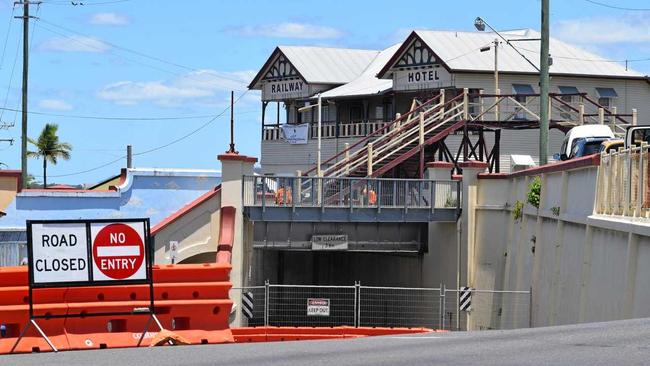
[28, 219, 150, 287]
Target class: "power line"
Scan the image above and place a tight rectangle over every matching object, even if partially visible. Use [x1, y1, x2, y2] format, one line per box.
[0, 6, 16, 70]
[584, 0, 650, 11]
[133, 90, 250, 156]
[0, 106, 258, 121]
[514, 44, 650, 64]
[0, 21, 21, 122]
[38, 18, 248, 85]
[41, 90, 252, 178]
[41, 0, 132, 5]
[35, 22, 250, 91]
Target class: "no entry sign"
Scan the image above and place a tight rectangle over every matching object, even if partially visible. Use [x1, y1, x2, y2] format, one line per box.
[27, 219, 151, 288]
[91, 222, 146, 281]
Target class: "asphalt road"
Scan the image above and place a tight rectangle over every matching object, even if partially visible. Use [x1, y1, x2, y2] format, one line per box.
[4, 318, 650, 366]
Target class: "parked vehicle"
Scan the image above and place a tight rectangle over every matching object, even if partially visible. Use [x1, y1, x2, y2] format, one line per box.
[554, 125, 615, 161]
[625, 126, 650, 148]
[599, 139, 624, 153]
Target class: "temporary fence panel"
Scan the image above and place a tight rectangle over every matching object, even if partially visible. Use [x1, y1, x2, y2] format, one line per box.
[230, 283, 531, 331]
[266, 285, 356, 327]
[358, 286, 442, 329]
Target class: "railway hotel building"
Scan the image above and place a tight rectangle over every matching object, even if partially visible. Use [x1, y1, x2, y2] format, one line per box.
[249, 29, 650, 175]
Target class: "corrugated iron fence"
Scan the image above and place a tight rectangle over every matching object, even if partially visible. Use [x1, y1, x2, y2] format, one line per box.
[230, 283, 530, 331]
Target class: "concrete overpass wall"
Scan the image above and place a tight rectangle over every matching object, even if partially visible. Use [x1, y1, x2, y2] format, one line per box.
[466, 155, 650, 328]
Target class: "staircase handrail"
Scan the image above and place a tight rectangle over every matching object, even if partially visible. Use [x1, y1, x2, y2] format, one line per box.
[302, 92, 448, 176]
[319, 93, 466, 177]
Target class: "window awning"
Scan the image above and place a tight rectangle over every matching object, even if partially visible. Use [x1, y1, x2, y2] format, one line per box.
[558, 86, 579, 94]
[512, 84, 535, 94]
[596, 87, 618, 98]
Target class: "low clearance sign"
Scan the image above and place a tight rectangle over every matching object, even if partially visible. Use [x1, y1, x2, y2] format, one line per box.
[28, 219, 150, 287]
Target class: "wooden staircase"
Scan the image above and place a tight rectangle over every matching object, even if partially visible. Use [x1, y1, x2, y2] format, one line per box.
[304, 89, 470, 179]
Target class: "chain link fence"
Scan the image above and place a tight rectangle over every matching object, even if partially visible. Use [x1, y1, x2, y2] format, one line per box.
[230, 282, 530, 331]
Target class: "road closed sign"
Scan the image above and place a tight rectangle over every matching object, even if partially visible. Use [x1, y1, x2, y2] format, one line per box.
[27, 219, 151, 288]
[30, 222, 90, 285]
[91, 222, 147, 281]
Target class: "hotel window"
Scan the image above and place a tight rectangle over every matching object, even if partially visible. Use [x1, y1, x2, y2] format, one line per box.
[300, 102, 313, 124]
[512, 84, 535, 120]
[321, 105, 329, 122]
[596, 87, 618, 109]
[374, 106, 384, 121]
[350, 105, 363, 123]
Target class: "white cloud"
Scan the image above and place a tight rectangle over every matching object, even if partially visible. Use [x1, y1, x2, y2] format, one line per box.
[40, 35, 110, 53]
[225, 22, 344, 39]
[97, 69, 256, 106]
[88, 12, 130, 26]
[555, 15, 650, 44]
[38, 99, 73, 111]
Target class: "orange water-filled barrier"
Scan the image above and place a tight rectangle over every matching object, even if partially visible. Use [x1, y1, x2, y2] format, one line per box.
[0, 263, 234, 354]
[231, 326, 437, 343]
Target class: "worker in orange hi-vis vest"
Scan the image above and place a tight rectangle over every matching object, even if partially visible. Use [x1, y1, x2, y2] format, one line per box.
[275, 185, 293, 205]
[361, 186, 377, 206]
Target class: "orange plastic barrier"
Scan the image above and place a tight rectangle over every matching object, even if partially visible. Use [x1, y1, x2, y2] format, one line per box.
[231, 326, 434, 343]
[0, 263, 234, 354]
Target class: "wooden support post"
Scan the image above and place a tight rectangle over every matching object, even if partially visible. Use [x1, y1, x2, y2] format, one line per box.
[367, 142, 373, 177]
[395, 113, 401, 132]
[611, 106, 617, 132]
[344, 142, 350, 176]
[295, 170, 301, 208]
[479, 90, 484, 122]
[419, 146, 425, 179]
[419, 112, 425, 145]
[637, 143, 646, 217]
[440, 88, 446, 118]
[578, 103, 585, 125]
[462, 88, 469, 120]
[598, 107, 605, 125]
[632, 108, 638, 126]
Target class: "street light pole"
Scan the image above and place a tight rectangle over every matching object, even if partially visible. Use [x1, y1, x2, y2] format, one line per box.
[298, 94, 323, 177]
[539, 0, 550, 165]
[317, 93, 322, 177]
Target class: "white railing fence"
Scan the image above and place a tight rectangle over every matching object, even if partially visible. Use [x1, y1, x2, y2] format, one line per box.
[596, 145, 650, 218]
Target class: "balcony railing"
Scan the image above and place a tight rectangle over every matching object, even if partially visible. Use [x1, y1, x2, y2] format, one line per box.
[263, 119, 393, 141]
[243, 175, 461, 211]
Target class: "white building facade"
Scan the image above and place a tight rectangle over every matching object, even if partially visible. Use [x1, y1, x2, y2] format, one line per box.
[249, 29, 649, 176]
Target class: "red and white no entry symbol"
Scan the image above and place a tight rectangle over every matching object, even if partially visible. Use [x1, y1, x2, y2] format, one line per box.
[92, 223, 145, 280]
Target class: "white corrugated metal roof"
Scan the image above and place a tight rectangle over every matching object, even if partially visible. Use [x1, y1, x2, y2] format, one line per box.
[320, 44, 401, 98]
[414, 29, 644, 78]
[279, 46, 379, 84]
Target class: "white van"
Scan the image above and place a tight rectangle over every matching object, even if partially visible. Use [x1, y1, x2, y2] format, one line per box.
[555, 125, 615, 161]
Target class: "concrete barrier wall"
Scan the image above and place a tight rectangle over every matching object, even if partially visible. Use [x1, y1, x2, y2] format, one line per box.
[467, 156, 650, 327]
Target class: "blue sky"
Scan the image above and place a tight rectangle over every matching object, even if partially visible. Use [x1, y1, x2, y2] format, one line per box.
[0, 0, 648, 184]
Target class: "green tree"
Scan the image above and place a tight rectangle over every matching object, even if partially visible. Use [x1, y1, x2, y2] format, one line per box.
[27, 123, 72, 188]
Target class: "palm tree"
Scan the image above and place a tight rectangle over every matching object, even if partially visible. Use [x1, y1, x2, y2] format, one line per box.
[27, 123, 72, 188]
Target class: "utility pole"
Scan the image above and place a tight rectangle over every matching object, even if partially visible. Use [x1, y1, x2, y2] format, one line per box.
[539, 0, 550, 165]
[493, 38, 499, 93]
[15, 1, 40, 187]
